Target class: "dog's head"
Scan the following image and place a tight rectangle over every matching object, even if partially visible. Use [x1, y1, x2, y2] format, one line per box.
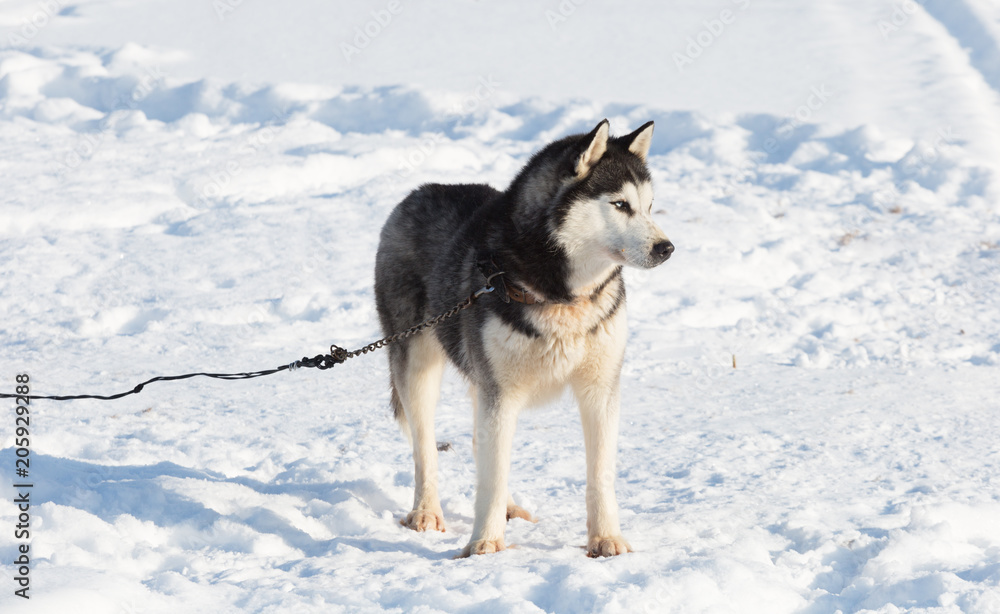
[545, 120, 673, 288]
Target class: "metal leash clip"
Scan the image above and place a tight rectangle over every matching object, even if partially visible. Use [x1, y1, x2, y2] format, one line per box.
[474, 271, 503, 299]
[476, 254, 510, 303]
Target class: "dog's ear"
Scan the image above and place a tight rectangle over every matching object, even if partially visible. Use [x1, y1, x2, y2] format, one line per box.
[573, 119, 610, 178]
[619, 120, 654, 161]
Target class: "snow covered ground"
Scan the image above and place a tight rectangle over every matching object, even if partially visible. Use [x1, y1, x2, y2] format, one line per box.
[1, 1, 1000, 612]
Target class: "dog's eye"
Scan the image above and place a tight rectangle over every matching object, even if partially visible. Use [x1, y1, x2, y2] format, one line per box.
[611, 200, 632, 213]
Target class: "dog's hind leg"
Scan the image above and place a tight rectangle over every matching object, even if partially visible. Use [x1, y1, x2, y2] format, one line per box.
[506, 495, 536, 522]
[392, 333, 448, 532]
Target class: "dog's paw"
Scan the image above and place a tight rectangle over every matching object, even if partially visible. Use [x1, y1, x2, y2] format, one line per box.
[506, 504, 537, 523]
[586, 535, 632, 558]
[400, 508, 446, 532]
[457, 538, 506, 558]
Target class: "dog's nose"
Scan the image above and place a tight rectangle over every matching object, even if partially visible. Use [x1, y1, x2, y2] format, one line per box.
[651, 240, 674, 262]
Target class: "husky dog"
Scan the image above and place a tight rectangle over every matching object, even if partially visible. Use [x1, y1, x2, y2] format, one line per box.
[374, 119, 673, 557]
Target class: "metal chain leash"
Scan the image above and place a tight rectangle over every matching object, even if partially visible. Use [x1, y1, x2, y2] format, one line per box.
[328, 282, 498, 363]
[1, 280, 500, 402]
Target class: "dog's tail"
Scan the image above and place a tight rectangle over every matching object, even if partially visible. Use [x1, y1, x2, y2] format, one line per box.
[390, 383, 408, 429]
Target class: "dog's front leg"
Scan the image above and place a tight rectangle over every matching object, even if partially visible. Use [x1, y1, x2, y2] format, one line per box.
[460, 390, 518, 557]
[574, 379, 632, 557]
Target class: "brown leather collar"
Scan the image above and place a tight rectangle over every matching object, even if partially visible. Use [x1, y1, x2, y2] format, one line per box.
[505, 282, 539, 305]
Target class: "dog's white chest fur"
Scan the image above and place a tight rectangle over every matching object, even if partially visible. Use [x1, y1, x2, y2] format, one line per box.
[482, 300, 627, 408]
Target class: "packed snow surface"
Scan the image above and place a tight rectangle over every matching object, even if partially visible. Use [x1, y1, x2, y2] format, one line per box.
[1, 1, 1000, 612]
